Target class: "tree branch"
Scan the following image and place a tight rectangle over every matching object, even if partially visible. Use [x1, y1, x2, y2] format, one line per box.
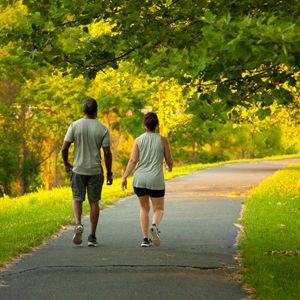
[25, 146, 57, 193]
[190, 71, 268, 87]
[64, 41, 149, 70]
[51, 7, 126, 30]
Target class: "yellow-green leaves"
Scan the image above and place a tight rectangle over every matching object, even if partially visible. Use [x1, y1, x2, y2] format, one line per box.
[2, 0, 300, 111]
[154, 79, 193, 136]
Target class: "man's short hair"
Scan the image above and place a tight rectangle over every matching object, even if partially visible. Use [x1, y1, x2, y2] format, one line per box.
[82, 98, 98, 115]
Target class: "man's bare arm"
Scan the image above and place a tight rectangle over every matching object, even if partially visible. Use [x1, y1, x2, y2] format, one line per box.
[103, 146, 113, 185]
[61, 141, 73, 173]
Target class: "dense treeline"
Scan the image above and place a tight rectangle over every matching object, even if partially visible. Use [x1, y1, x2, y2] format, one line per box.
[1, 1, 300, 197]
[1, 55, 299, 197]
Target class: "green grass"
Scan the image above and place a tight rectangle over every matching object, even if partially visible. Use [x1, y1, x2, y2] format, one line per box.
[238, 164, 300, 299]
[1, 153, 300, 269]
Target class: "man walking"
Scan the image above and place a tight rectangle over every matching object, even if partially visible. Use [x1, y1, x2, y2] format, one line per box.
[61, 98, 113, 247]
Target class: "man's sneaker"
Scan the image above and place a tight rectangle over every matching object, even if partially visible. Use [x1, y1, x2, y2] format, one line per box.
[88, 234, 99, 247]
[150, 224, 161, 246]
[72, 223, 83, 245]
[141, 237, 151, 247]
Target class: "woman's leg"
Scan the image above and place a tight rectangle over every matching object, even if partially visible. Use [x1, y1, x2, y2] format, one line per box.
[150, 197, 164, 227]
[138, 195, 150, 239]
[149, 197, 164, 246]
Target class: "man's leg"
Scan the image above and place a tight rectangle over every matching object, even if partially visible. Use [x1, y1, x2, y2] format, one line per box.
[71, 172, 86, 224]
[70, 172, 86, 245]
[72, 200, 84, 245]
[89, 200, 100, 236]
[73, 200, 83, 224]
[87, 174, 104, 246]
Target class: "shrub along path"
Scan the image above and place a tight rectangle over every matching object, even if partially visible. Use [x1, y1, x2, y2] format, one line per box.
[0, 159, 299, 300]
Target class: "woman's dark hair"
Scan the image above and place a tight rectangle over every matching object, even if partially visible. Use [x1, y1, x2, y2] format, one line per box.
[82, 98, 98, 115]
[143, 112, 159, 132]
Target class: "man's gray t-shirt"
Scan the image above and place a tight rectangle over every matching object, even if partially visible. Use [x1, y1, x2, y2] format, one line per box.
[64, 118, 112, 176]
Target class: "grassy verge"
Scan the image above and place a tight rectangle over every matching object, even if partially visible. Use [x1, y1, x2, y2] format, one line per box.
[238, 164, 300, 299]
[1, 153, 300, 268]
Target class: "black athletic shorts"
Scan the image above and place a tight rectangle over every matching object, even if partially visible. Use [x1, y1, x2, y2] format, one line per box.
[70, 171, 104, 202]
[133, 187, 165, 198]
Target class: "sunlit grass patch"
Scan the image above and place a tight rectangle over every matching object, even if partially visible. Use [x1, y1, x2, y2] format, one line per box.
[1, 188, 75, 266]
[238, 164, 300, 299]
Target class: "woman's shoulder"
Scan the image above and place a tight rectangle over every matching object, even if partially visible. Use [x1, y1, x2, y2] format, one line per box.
[161, 135, 170, 146]
[134, 136, 141, 147]
[160, 134, 168, 141]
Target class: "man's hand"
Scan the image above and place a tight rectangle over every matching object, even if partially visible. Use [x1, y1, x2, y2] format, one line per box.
[62, 141, 72, 173]
[106, 175, 113, 185]
[64, 162, 73, 173]
[166, 165, 172, 172]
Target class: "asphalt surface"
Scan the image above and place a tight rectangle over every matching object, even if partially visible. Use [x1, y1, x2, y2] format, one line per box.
[1, 159, 299, 300]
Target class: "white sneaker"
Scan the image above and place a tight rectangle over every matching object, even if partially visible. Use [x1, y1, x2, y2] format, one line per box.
[72, 224, 83, 245]
[150, 225, 161, 246]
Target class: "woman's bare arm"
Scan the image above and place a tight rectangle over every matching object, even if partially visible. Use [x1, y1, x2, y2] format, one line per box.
[161, 136, 173, 172]
[121, 137, 140, 190]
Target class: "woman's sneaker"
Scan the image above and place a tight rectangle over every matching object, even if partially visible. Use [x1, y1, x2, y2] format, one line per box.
[72, 223, 84, 245]
[150, 224, 161, 246]
[88, 234, 99, 247]
[141, 237, 151, 247]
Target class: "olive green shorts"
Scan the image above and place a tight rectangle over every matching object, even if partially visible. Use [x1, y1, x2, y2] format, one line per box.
[70, 171, 104, 202]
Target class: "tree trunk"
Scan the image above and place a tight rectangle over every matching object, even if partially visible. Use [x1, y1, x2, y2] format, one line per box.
[48, 142, 52, 190]
[107, 107, 113, 130]
[112, 124, 123, 164]
[3, 180, 9, 195]
[26, 146, 56, 193]
[54, 146, 58, 188]
[241, 148, 245, 159]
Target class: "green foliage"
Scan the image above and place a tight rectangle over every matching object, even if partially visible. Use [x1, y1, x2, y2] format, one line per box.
[2, 0, 300, 108]
[91, 64, 151, 137]
[152, 79, 193, 136]
[22, 71, 89, 146]
[0, 49, 38, 196]
[20, 154, 42, 193]
[168, 118, 289, 164]
[2, 0, 300, 194]
[0, 142, 19, 196]
[0, 42, 90, 195]
[230, 97, 300, 152]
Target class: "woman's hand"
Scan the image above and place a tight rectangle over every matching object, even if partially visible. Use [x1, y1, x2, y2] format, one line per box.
[121, 178, 127, 191]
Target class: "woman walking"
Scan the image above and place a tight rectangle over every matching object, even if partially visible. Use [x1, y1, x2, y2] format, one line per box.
[121, 112, 173, 247]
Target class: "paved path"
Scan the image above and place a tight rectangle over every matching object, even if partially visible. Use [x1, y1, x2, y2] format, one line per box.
[1, 159, 299, 300]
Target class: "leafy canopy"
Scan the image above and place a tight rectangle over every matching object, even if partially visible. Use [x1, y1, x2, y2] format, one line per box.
[1, 0, 300, 110]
